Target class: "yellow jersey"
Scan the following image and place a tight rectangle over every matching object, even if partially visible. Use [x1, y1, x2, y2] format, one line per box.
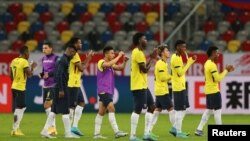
[204, 60, 228, 94]
[10, 57, 29, 91]
[170, 53, 195, 92]
[154, 59, 171, 96]
[130, 48, 147, 90]
[68, 53, 81, 87]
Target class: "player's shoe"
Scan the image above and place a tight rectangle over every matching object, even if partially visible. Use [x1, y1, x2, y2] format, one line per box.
[41, 129, 56, 138]
[11, 128, 25, 136]
[48, 127, 58, 135]
[93, 134, 107, 139]
[142, 134, 158, 141]
[176, 132, 189, 138]
[195, 129, 204, 136]
[65, 132, 80, 138]
[169, 127, 177, 136]
[130, 135, 142, 141]
[71, 127, 84, 136]
[115, 131, 128, 138]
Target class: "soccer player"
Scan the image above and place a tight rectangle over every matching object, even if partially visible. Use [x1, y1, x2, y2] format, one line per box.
[67, 37, 94, 136]
[130, 32, 158, 141]
[40, 41, 58, 135]
[194, 46, 234, 136]
[148, 44, 175, 134]
[10, 46, 37, 136]
[170, 40, 196, 138]
[40, 45, 78, 138]
[93, 46, 128, 139]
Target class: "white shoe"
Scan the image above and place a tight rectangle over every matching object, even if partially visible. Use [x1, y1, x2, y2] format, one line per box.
[93, 134, 107, 139]
[65, 133, 80, 138]
[41, 129, 56, 138]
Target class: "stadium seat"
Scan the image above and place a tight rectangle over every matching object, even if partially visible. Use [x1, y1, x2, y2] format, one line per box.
[25, 39, 38, 52]
[110, 21, 122, 33]
[154, 31, 167, 43]
[146, 12, 158, 25]
[30, 21, 43, 35]
[106, 40, 118, 49]
[44, 21, 56, 34]
[0, 40, 10, 52]
[231, 20, 242, 33]
[53, 12, 65, 24]
[207, 31, 219, 43]
[88, 2, 100, 15]
[241, 40, 250, 51]
[101, 31, 113, 44]
[80, 12, 92, 24]
[8, 2, 22, 16]
[145, 30, 154, 41]
[167, 2, 180, 16]
[244, 22, 250, 33]
[119, 12, 132, 24]
[123, 22, 135, 32]
[17, 21, 30, 34]
[127, 31, 137, 42]
[220, 4, 231, 14]
[196, 3, 205, 16]
[239, 11, 250, 25]
[114, 31, 126, 43]
[81, 40, 90, 51]
[140, 2, 153, 14]
[60, 30, 74, 44]
[218, 21, 230, 34]
[236, 30, 248, 43]
[93, 12, 105, 24]
[199, 40, 213, 52]
[39, 11, 53, 23]
[222, 30, 235, 43]
[136, 21, 148, 33]
[66, 12, 79, 23]
[114, 2, 127, 15]
[203, 20, 216, 34]
[73, 2, 87, 15]
[47, 31, 59, 42]
[0, 3, 8, 15]
[214, 40, 227, 51]
[96, 21, 108, 34]
[83, 21, 95, 34]
[35, 3, 49, 14]
[164, 21, 176, 33]
[100, 2, 114, 14]
[11, 40, 25, 51]
[180, 2, 192, 14]
[27, 12, 39, 24]
[106, 12, 118, 25]
[193, 31, 205, 45]
[0, 30, 6, 41]
[127, 3, 140, 14]
[172, 12, 183, 23]
[56, 21, 69, 33]
[20, 31, 31, 42]
[48, 2, 60, 16]
[8, 31, 19, 43]
[152, 3, 161, 14]
[34, 30, 47, 43]
[132, 12, 145, 24]
[225, 11, 237, 24]
[118, 40, 131, 52]
[70, 21, 82, 34]
[52, 40, 63, 52]
[23, 2, 35, 15]
[227, 40, 241, 53]
[61, 2, 74, 16]
[150, 22, 159, 34]
[147, 40, 158, 51]
[14, 12, 27, 24]
[4, 21, 16, 33]
[1, 12, 13, 24]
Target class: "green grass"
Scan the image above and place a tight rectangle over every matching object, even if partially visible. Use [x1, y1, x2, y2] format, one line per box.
[0, 113, 249, 141]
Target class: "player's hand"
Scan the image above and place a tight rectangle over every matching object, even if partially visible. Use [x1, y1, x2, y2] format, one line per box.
[59, 91, 64, 98]
[31, 62, 37, 69]
[118, 51, 125, 57]
[150, 47, 158, 59]
[43, 72, 49, 79]
[123, 56, 129, 62]
[192, 55, 197, 61]
[226, 65, 235, 72]
[87, 50, 95, 59]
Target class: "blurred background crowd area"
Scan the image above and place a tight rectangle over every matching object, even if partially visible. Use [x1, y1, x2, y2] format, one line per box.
[0, 0, 250, 53]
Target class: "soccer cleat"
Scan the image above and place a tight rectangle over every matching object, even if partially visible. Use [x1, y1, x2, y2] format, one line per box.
[195, 129, 204, 136]
[142, 134, 158, 141]
[150, 132, 159, 138]
[65, 133, 80, 138]
[130, 136, 142, 141]
[71, 127, 84, 136]
[93, 134, 107, 139]
[169, 127, 177, 137]
[176, 132, 189, 138]
[115, 131, 128, 138]
[41, 129, 56, 138]
[48, 127, 58, 135]
[11, 128, 25, 136]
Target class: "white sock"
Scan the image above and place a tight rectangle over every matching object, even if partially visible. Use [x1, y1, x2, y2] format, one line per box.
[214, 109, 222, 125]
[94, 114, 103, 135]
[144, 112, 153, 134]
[62, 114, 71, 135]
[72, 105, 83, 127]
[69, 108, 74, 126]
[45, 107, 51, 116]
[43, 112, 55, 130]
[175, 111, 184, 133]
[197, 109, 212, 130]
[149, 111, 160, 132]
[109, 112, 119, 133]
[52, 116, 56, 128]
[130, 112, 139, 138]
[169, 110, 175, 127]
[13, 107, 26, 130]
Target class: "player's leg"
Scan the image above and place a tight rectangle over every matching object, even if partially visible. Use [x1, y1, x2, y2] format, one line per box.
[130, 89, 147, 141]
[68, 87, 78, 125]
[165, 94, 175, 128]
[213, 92, 222, 125]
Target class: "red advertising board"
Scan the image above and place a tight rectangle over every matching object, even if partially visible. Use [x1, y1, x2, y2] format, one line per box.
[0, 75, 12, 112]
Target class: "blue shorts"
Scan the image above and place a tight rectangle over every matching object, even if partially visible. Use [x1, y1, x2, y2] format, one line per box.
[98, 93, 113, 107]
[12, 89, 26, 110]
[206, 92, 221, 110]
[131, 89, 154, 112]
[68, 87, 84, 108]
[52, 88, 69, 114]
[43, 87, 54, 102]
[155, 94, 173, 110]
[173, 90, 189, 110]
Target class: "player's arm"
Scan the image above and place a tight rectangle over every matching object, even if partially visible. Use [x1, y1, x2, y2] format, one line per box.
[82, 50, 94, 69]
[211, 65, 233, 82]
[9, 67, 13, 81]
[56, 60, 65, 92]
[24, 61, 37, 77]
[102, 51, 124, 68]
[113, 56, 129, 71]
[174, 57, 196, 77]
[159, 68, 171, 82]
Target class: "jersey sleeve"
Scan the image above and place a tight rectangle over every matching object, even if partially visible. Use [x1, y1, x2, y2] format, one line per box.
[97, 59, 105, 72]
[134, 50, 146, 64]
[158, 62, 171, 82]
[71, 53, 81, 64]
[211, 63, 228, 82]
[22, 59, 29, 69]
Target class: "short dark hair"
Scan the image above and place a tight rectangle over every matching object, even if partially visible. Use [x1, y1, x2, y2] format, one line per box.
[19, 46, 29, 55]
[68, 37, 80, 45]
[175, 40, 186, 50]
[133, 32, 144, 46]
[103, 46, 114, 54]
[158, 44, 168, 57]
[207, 46, 218, 57]
[43, 41, 52, 48]
[67, 44, 77, 51]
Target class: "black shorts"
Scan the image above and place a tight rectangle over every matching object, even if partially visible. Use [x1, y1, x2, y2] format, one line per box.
[12, 89, 26, 109]
[68, 87, 85, 108]
[206, 92, 221, 110]
[43, 87, 54, 102]
[98, 93, 113, 107]
[173, 90, 190, 110]
[155, 94, 173, 110]
[52, 88, 70, 114]
[131, 89, 154, 112]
